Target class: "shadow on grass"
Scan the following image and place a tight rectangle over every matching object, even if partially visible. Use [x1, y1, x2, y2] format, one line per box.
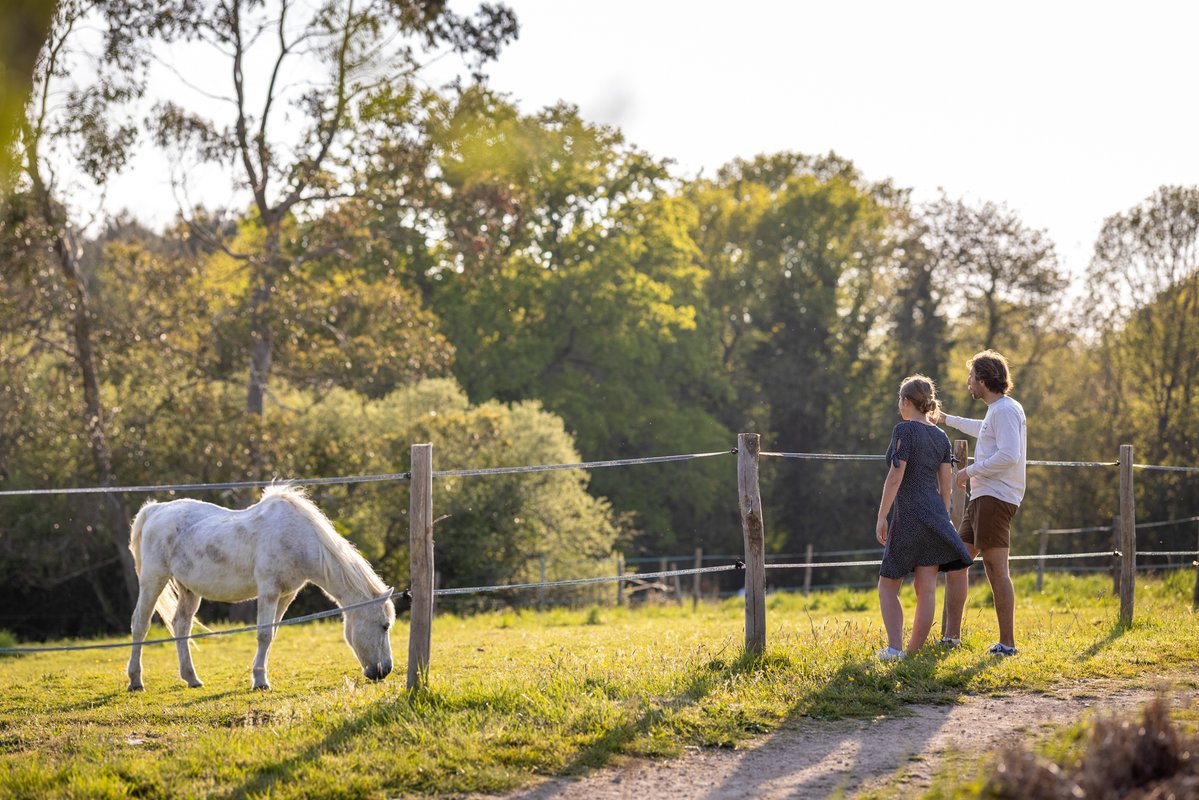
[1074, 617, 1131, 663]
[225, 649, 788, 799]
[560, 647, 778, 773]
[693, 648, 1000, 800]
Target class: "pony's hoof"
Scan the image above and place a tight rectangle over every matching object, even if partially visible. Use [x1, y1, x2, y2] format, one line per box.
[252, 682, 271, 691]
[127, 683, 144, 692]
[187, 680, 203, 689]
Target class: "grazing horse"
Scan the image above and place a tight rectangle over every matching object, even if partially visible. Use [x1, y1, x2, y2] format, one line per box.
[126, 484, 395, 691]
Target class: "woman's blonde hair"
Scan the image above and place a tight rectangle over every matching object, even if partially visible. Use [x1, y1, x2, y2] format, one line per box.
[899, 374, 941, 421]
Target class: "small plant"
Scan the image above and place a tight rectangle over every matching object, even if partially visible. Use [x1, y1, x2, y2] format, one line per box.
[585, 606, 603, 625]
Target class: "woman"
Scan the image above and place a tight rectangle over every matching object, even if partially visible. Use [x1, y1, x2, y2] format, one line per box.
[874, 375, 973, 661]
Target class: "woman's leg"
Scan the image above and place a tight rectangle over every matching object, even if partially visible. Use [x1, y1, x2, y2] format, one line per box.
[907, 565, 939, 652]
[878, 575, 904, 651]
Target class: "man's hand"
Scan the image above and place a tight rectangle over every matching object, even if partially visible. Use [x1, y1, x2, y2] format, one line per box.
[875, 518, 888, 546]
[955, 469, 969, 490]
[931, 410, 946, 425]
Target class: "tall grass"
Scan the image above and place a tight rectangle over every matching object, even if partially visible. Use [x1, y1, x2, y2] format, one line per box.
[2, 572, 1198, 798]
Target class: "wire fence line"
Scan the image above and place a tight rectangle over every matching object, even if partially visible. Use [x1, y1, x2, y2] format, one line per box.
[761, 452, 1199, 472]
[432, 563, 745, 597]
[0, 450, 735, 498]
[0, 473, 415, 497]
[0, 590, 401, 655]
[764, 551, 1125, 570]
[0, 445, 1195, 499]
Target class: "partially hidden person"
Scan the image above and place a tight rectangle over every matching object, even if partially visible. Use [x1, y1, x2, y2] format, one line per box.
[933, 349, 1027, 657]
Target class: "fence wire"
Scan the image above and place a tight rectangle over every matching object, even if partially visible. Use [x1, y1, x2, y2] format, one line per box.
[433, 563, 745, 596]
[0, 450, 734, 497]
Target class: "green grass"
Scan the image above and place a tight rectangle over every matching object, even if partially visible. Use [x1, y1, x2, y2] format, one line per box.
[3, 572, 1199, 799]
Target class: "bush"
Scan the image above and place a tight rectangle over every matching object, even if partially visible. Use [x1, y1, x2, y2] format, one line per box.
[984, 694, 1199, 799]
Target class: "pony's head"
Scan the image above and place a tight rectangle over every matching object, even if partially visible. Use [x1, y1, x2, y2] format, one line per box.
[343, 591, 395, 681]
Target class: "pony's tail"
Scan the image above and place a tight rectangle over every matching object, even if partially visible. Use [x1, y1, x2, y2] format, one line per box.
[128, 500, 154, 578]
[128, 501, 208, 640]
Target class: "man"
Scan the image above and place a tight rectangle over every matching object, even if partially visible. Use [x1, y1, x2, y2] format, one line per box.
[932, 349, 1027, 656]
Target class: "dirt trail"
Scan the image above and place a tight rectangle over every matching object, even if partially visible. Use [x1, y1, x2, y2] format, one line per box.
[482, 680, 1194, 800]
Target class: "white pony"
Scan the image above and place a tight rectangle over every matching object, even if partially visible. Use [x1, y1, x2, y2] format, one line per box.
[126, 484, 395, 691]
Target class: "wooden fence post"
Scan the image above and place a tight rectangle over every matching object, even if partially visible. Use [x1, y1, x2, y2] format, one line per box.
[1111, 517, 1121, 595]
[538, 555, 546, 611]
[942, 439, 969, 634]
[1036, 528, 1048, 592]
[616, 554, 625, 606]
[1119, 444, 1136, 624]
[407, 443, 433, 691]
[803, 543, 814, 596]
[1192, 520, 1199, 610]
[692, 547, 702, 612]
[738, 433, 766, 655]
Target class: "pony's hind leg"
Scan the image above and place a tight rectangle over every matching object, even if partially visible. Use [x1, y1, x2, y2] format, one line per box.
[274, 590, 298, 626]
[127, 572, 170, 691]
[172, 584, 204, 688]
[251, 591, 282, 690]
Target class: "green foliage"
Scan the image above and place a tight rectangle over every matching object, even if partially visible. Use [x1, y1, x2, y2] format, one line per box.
[3, 1, 1197, 636]
[256, 379, 622, 595]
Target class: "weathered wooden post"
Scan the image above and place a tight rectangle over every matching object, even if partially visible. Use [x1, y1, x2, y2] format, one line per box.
[692, 547, 702, 612]
[616, 554, 625, 606]
[1119, 444, 1136, 624]
[802, 543, 814, 596]
[737, 433, 766, 655]
[407, 443, 433, 691]
[538, 555, 547, 611]
[659, 556, 680, 605]
[942, 439, 969, 634]
[1111, 517, 1121, 595]
[1192, 520, 1199, 610]
[1036, 528, 1048, 592]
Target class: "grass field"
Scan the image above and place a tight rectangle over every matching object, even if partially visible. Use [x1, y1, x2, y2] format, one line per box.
[3, 571, 1199, 799]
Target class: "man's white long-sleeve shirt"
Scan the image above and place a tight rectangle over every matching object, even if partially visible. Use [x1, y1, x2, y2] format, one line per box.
[943, 395, 1027, 507]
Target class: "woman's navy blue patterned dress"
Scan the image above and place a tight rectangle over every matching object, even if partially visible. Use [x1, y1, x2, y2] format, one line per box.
[879, 421, 973, 579]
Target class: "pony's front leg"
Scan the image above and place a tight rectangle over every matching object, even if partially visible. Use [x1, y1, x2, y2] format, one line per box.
[251, 591, 281, 690]
[127, 573, 169, 691]
[172, 585, 204, 688]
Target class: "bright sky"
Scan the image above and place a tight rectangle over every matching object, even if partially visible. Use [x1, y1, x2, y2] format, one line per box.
[469, 0, 1199, 281]
[105, 0, 1199, 285]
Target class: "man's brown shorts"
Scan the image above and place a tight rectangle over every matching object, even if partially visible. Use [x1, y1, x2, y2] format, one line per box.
[958, 495, 1019, 551]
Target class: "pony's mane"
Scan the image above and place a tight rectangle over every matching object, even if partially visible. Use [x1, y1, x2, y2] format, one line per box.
[261, 484, 388, 598]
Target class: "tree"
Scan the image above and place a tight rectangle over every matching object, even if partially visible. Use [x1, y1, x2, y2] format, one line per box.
[886, 211, 949, 384]
[1088, 186, 1199, 515]
[917, 194, 1069, 427]
[415, 96, 733, 550]
[151, 0, 517, 433]
[6, 0, 180, 605]
[686, 154, 905, 551]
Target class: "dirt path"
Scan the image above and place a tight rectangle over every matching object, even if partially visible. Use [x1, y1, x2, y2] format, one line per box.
[482, 680, 1193, 800]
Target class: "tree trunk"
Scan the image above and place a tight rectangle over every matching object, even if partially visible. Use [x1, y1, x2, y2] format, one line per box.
[26, 139, 138, 609]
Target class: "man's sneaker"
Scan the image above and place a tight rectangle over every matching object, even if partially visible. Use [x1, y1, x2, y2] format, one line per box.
[877, 646, 906, 662]
[936, 636, 961, 649]
[986, 642, 1018, 657]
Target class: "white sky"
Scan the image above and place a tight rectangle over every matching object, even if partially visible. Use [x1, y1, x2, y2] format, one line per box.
[105, 0, 1199, 284]
[470, 0, 1199, 281]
